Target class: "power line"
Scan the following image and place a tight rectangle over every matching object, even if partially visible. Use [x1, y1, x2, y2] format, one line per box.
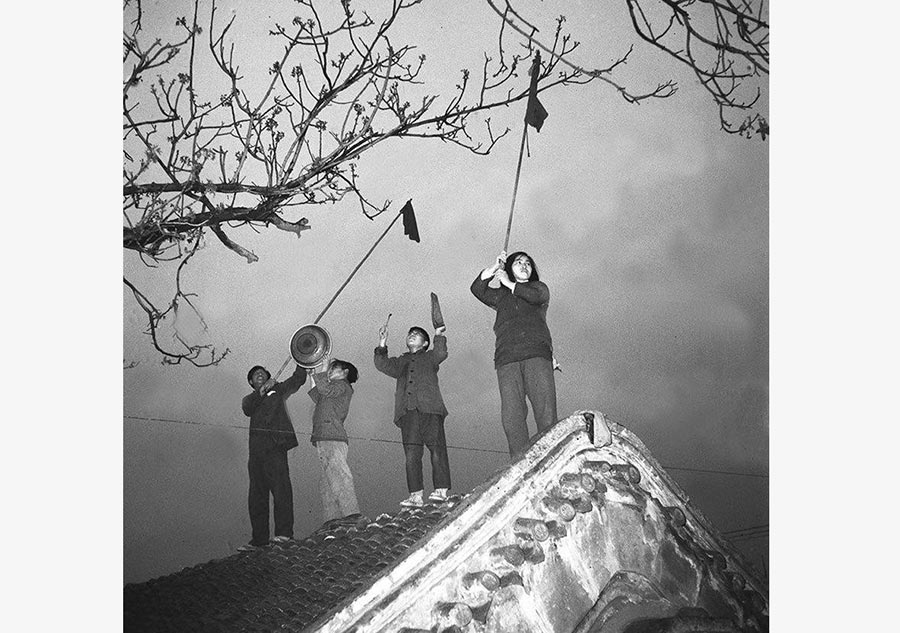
[124, 414, 768, 477]
[723, 524, 770, 544]
[124, 414, 508, 453]
[125, 413, 769, 538]
[663, 465, 768, 479]
[723, 523, 769, 536]
[730, 532, 769, 543]
[364, 436, 508, 456]
[728, 531, 769, 542]
[731, 529, 768, 537]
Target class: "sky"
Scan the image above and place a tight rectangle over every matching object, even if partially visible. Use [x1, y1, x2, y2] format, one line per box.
[122, 0, 768, 584]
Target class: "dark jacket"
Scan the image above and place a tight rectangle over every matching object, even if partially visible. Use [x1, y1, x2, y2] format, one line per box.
[308, 373, 353, 444]
[374, 335, 449, 425]
[470, 275, 553, 368]
[241, 365, 306, 455]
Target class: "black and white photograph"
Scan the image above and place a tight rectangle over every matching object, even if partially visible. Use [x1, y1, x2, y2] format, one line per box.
[11, 0, 897, 631]
[121, 0, 770, 630]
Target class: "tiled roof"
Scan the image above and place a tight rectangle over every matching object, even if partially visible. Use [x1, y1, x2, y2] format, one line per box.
[124, 412, 768, 633]
[124, 499, 465, 632]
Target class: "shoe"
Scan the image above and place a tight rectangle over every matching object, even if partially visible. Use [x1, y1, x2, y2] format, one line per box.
[271, 535, 292, 544]
[399, 491, 424, 508]
[237, 543, 261, 552]
[428, 488, 449, 502]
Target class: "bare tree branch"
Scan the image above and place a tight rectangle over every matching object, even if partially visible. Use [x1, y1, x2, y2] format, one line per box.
[622, 0, 769, 138]
[124, 236, 229, 367]
[484, 1, 678, 104]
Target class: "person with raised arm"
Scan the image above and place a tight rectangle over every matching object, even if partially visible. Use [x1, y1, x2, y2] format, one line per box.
[471, 250, 558, 460]
[307, 357, 361, 523]
[239, 362, 306, 550]
[374, 320, 451, 507]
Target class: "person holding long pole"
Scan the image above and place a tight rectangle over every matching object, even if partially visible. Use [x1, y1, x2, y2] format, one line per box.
[239, 199, 420, 539]
[471, 51, 557, 460]
[471, 250, 557, 460]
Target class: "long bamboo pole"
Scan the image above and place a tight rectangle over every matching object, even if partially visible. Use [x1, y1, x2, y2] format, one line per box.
[503, 122, 530, 252]
[271, 208, 405, 380]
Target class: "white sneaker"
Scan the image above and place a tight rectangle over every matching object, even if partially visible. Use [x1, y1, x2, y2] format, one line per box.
[237, 543, 260, 552]
[271, 535, 292, 544]
[400, 491, 424, 507]
[428, 488, 449, 502]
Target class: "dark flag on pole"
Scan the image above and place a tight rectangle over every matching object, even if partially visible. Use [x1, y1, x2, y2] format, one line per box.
[524, 51, 548, 132]
[400, 199, 419, 242]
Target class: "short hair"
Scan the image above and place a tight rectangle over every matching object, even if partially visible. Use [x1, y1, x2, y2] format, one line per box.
[504, 251, 540, 282]
[247, 365, 270, 385]
[330, 359, 359, 384]
[408, 326, 430, 349]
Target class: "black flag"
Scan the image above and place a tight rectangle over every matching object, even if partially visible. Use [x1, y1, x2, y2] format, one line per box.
[430, 292, 445, 329]
[524, 51, 548, 132]
[401, 199, 419, 242]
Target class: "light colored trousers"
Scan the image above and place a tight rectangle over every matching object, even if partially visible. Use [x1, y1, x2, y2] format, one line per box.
[315, 440, 360, 521]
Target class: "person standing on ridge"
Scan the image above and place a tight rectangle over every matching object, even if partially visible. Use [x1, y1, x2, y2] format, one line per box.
[471, 250, 558, 460]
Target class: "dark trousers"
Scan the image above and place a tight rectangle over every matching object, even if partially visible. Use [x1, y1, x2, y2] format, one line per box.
[497, 356, 558, 460]
[399, 410, 451, 492]
[248, 449, 293, 545]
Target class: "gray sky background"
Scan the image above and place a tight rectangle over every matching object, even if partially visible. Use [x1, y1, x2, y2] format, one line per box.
[123, 0, 768, 584]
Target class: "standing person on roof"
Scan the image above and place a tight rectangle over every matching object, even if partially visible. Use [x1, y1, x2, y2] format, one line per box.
[374, 322, 452, 507]
[239, 362, 306, 551]
[471, 250, 558, 460]
[306, 357, 361, 523]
